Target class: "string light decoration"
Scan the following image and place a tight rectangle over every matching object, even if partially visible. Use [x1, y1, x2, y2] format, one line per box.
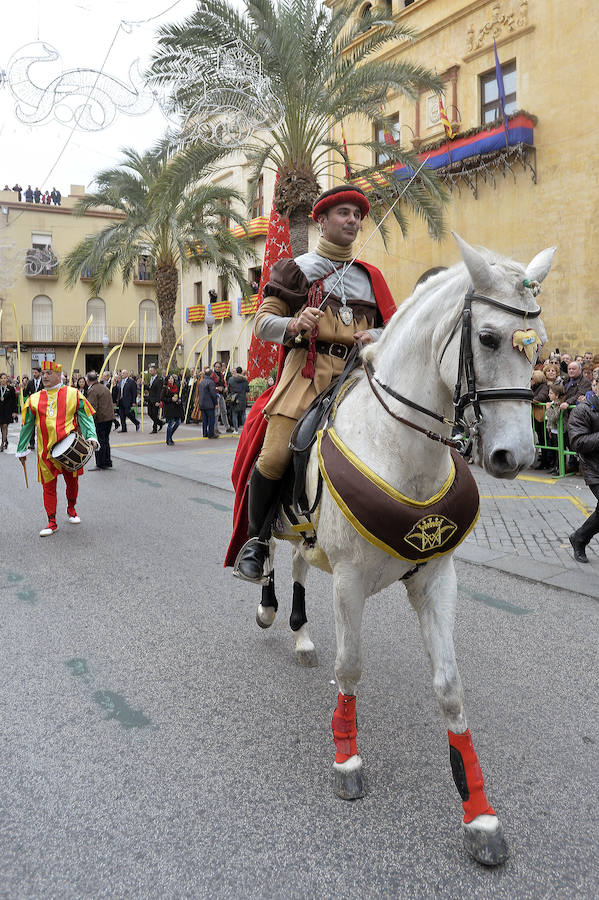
[23, 246, 60, 277]
[163, 39, 284, 148]
[2, 41, 155, 131]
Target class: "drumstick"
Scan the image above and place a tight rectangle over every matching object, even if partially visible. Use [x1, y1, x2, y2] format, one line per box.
[19, 456, 29, 488]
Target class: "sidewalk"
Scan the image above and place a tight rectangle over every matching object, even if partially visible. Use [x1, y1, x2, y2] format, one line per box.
[6, 420, 598, 599]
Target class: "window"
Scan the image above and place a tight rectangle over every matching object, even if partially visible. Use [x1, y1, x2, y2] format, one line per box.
[375, 113, 400, 165]
[251, 175, 264, 219]
[217, 275, 229, 303]
[32, 231, 52, 249]
[87, 297, 106, 342]
[361, 2, 373, 23]
[139, 299, 158, 343]
[194, 281, 203, 304]
[137, 255, 153, 281]
[27, 232, 56, 275]
[248, 266, 262, 293]
[480, 60, 517, 124]
[32, 295, 53, 341]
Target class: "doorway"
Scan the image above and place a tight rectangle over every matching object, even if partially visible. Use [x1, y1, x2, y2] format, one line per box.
[85, 353, 104, 374]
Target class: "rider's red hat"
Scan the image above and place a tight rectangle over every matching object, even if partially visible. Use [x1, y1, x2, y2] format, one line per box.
[312, 185, 370, 223]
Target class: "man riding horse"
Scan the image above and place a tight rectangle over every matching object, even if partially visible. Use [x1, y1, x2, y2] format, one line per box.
[232, 184, 397, 582]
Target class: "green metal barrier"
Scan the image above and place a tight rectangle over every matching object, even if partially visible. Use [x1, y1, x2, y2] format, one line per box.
[532, 402, 577, 478]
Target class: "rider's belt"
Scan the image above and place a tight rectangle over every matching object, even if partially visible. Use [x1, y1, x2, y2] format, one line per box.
[317, 427, 480, 564]
[296, 339, 350, 360]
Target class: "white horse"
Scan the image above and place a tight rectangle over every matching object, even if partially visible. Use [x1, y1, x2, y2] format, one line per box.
[253, 234, 555, 865]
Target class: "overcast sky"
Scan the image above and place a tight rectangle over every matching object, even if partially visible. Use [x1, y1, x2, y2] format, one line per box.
[0, 0, 200, 195]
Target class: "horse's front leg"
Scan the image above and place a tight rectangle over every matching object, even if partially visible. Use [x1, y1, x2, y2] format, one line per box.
[331, 562, 366, 800]
[290, 547, 317, 667]
[406, 559, 508, 866]
[256, 540, 277, 629]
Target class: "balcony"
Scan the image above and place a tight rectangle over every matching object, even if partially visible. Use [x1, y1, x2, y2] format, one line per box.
[25, 248, 59, 279]
[21, 324, 160, 345]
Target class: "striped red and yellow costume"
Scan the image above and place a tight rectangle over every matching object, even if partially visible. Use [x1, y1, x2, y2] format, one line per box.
[16, 364, 97, 531]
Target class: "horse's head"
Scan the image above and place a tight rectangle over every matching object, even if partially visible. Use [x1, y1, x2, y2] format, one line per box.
[449, 233, 555, 478]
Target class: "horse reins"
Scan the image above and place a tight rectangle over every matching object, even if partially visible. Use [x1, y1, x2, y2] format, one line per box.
[364, 288, 542, 447]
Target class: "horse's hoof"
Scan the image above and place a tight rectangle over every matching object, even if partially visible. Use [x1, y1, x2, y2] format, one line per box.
[333, 756, 366, 800]
[296, 647, 318, 667]
[462, 816, 509, 866]
[256, 603, 276, 629]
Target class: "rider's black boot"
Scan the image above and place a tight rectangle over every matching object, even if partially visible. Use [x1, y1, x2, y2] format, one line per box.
[237, 468, 282, 582]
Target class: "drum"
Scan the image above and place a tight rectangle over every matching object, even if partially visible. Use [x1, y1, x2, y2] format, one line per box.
[50, 431, 94, 472]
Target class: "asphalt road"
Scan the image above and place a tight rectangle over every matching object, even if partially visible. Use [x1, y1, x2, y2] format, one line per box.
[1, 452, 598, 899]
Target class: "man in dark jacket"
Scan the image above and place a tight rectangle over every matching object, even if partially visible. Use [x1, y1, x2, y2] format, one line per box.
[147, 364, 165, 433]
[228, 367, 249, 434]
[567, 378, 599, 563]
[24, 366, 43, 449]
[116, 370, 140, 432]
[561, 361, 591, 408]
[197, 368, 218, 439]
[86, 371, 114, 468]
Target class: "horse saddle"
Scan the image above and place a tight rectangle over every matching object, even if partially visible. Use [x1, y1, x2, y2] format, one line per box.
[287, 345, 361, 522]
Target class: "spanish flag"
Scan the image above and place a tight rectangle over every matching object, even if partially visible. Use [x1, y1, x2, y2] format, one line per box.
[439, 95, 454, 139]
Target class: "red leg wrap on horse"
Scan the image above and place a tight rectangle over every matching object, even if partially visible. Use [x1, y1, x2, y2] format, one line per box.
[332, 692, 358, 764]
[448, 729, 496, 824]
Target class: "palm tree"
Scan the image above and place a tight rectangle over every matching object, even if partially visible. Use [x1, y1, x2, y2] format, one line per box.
[149, 0, 447, 255]
[63, 147, 254, 369]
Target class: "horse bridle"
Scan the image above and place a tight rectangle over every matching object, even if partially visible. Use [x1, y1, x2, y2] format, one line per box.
[364, 289, 542, 448]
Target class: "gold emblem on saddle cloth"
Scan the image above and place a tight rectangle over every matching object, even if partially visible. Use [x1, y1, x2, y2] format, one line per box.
[405, 515, 458, 552]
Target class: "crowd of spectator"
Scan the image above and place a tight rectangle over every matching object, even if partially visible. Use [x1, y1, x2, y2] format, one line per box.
[531, 349, 598, 473]
[3, 184, 62, 205]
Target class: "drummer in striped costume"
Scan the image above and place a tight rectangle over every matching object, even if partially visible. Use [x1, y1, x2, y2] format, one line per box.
[16, 361, 98, 536]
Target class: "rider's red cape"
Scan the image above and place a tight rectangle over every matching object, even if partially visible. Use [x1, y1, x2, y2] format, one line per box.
[224, 261, 397, 567]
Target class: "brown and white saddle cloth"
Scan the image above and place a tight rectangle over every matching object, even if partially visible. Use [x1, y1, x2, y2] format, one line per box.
[317, 426, 480, 564]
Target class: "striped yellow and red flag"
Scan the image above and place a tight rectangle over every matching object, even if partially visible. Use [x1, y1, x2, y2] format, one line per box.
[186, 304, 206, 323]
[210, 300, 231, 320]
[379, 104, 396, 145]
[439, 95, 454, 139]
[240, 294, 259, 316]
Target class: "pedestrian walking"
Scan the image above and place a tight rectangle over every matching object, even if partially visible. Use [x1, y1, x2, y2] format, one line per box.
[86, 371, 114, 469]
[197, 368, 218, 439]
[116, 370, 140, 432]
[161, 376, 184, 445]
[567, 377, 599, 563]
[0, 373, 18, 450]
[228, 366, 249, 433]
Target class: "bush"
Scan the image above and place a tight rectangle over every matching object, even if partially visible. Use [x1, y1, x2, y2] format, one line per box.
[249, 377, 267, 400]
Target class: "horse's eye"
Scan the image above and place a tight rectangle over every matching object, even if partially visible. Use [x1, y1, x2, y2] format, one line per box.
[479, 332, 500, 350]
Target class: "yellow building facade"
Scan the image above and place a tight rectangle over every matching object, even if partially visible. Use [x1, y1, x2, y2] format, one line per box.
[0, 185, 171, 378]
[329, 0, 597, 354]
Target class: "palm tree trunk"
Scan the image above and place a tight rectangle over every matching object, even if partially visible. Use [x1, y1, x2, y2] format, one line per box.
[155, 264, 178, 371]
[288, 203, 313, 256]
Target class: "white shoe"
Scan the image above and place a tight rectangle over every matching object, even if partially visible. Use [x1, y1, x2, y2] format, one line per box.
[68, 515, 81, 524]
[233, 429, 239, 435]
[40, 524, 58, 537]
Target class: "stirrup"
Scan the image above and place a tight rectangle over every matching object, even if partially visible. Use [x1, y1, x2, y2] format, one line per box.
[233, 537, 271, 585]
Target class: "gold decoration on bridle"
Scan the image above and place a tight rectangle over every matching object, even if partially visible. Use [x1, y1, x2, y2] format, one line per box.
[183, 333, 212, 424]
[224, 313, 254, 380]
[69, 315, 94, 385]
[141, 311, 147, 432]
[97, 344, 121, 380]
[11, 303, 28, 487]
[165, 327, 191, 377]
[110, 320, 135, 390]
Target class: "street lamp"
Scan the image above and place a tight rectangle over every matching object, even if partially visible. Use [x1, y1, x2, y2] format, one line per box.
[205, 308, 216, 366]
[102, 333, 110, 361]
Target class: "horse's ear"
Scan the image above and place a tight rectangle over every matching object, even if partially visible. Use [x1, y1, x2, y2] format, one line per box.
[524, 247, 557, 285]
[452, 232, 494, 293]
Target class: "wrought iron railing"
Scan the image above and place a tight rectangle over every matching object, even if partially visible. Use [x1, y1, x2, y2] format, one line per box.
[21, 324, 159, 344]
